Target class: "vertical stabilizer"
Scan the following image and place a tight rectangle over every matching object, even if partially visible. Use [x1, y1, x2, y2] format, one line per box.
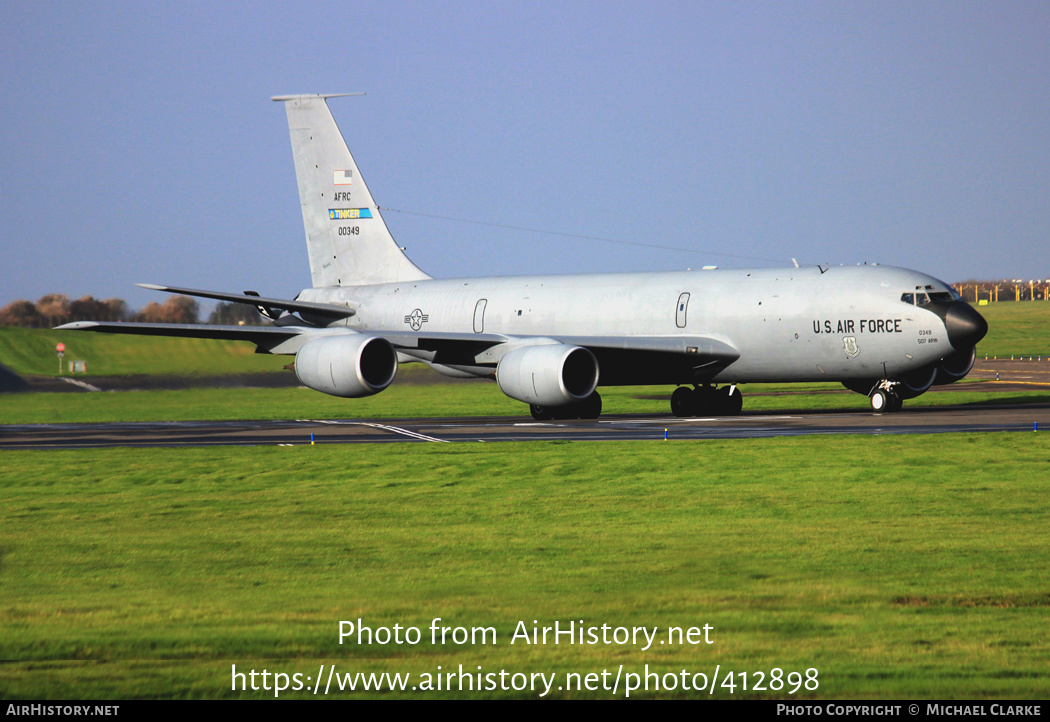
[272, 94, 431, 287]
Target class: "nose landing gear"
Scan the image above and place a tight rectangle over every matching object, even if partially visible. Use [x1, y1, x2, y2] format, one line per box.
[869, 383, 903, 413]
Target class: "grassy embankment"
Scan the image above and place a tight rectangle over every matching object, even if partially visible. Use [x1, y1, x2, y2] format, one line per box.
[0, 325, 289, 378]
[1, 435, 1048, 699]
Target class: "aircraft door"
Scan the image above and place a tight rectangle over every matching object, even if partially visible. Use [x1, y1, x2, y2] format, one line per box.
[676, 293, 690, 328]
[473, 299, 487, 333]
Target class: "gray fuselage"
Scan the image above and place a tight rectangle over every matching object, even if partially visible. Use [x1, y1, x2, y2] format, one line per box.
[299, 264, 966, 386]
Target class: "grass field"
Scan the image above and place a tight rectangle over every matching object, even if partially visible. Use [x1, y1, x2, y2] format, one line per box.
[975, 301, 1050, 357]
[2, 377, 1048, 425]
[1, 435, 1048, 699]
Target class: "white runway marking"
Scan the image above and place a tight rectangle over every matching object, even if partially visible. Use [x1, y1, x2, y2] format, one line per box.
[301, 419, 449, 442]
[60, 377, 103, 392]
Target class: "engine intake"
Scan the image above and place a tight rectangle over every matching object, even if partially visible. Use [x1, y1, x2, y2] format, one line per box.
[897, 364, 938, 398]
[934, 347, 976, 385]
[295, 334, 398, 398]
[497, 344, 599, 406]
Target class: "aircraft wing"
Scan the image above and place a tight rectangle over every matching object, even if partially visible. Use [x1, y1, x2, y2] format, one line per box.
[56, 319, 738, 384]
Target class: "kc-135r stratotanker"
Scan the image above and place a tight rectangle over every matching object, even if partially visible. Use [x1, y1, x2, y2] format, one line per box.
[59, 94, 988, 419]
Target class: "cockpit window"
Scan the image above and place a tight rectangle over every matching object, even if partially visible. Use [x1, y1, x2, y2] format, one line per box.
[903, 287, 957, 305]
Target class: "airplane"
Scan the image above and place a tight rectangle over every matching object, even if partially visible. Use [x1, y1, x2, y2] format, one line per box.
[58, 93, 988, 420]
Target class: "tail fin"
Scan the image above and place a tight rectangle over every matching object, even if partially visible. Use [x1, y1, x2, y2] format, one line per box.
[272, 94, 431, 288]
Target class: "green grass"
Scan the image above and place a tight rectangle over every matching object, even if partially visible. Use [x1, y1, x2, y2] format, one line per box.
[1, 435, 1048, 699]
[975, 302, 1050, 357]
[0, 326, 289, 378]
[2, 377, 1047, 425]
[0, 378, 514, 424]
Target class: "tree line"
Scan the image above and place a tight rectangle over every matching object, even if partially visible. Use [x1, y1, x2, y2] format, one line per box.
[0, 294, 264, 328]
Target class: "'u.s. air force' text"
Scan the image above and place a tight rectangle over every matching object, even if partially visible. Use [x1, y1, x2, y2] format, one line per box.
[813, 319, 903, 334]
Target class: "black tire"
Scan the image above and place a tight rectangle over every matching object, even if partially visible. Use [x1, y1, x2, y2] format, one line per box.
[530, 404, 553, 421]
[582, 392, 602, 419]
[720, 386, 743, 416]
[671, 386, 695, 417]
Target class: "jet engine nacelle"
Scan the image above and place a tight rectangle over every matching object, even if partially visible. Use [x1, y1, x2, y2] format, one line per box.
[897, 364, 939, 398]
[294, 334, 398, 398]
[933, 347, 977, 386]
[496, 344, 599, 406]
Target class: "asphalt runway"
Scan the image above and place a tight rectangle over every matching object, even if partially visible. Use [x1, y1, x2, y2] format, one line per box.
[2, 402, 1048, 449]
[2, 359, 1047, 449]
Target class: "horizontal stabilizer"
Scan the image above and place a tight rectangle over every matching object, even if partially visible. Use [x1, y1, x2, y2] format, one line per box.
[137, 283, 355, 321]
[54, 320, 306, 343]
[53, 321, 362, 356]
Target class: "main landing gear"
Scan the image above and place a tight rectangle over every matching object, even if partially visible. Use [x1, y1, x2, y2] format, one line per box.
[670, 384, 743, 417]
[530, 392, 602, 421]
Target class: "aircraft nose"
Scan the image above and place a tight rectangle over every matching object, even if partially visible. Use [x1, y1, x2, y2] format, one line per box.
[944, 302, 988, 351]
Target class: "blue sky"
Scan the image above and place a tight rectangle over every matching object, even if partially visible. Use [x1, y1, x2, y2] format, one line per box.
[3, 1, 1048, 311]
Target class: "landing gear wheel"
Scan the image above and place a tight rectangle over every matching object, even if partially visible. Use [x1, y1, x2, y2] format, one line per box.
[671, 387, 695, 417]
[581, 392, 602, 419]
[530, 393, 602, 421]
[870, 389, 902, 413]
[719, 386, 743, 416]
[530, 404, 553, 421]
[870, 389, 888, 412]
